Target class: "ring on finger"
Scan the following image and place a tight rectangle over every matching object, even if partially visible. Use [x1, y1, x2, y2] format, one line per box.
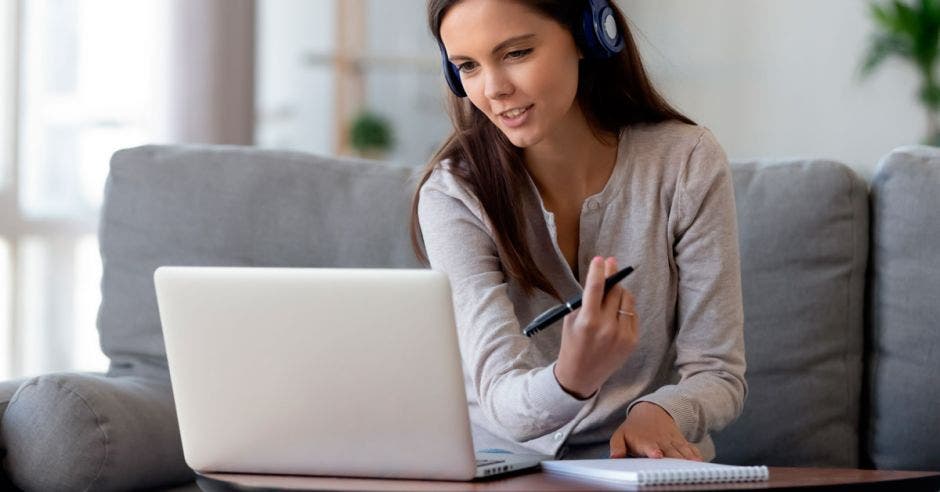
[617, 310, 635, 318]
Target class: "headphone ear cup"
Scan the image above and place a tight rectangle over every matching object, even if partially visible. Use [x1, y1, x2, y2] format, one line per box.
[581, 1, 624, 58]
[439, 43, 467, 98]
[443, 59, 467, 98]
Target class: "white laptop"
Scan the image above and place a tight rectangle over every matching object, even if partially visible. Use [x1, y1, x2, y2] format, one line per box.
[154, 266, 546, 481]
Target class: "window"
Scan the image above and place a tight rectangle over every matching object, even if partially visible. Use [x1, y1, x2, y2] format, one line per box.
[19, 0, 168, 217]
[1, 0, 15, 190]
[0, 0, 18, 380]
[2, 0, 169, 378]
[0, 241, 10, 377]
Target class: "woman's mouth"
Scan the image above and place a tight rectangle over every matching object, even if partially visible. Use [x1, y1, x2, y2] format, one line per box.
[499, 104, 533, 128]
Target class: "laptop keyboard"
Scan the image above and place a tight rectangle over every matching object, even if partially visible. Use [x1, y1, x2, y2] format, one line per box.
[476, 458, 506, 467]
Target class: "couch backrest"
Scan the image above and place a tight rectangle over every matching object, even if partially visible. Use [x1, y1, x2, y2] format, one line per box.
[865, 145, 940, 471]
[713, 159, 869, 468]
[97, 145, 422, 377]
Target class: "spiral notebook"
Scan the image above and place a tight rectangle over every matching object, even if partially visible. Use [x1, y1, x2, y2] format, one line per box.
[540, 458, 769, 486]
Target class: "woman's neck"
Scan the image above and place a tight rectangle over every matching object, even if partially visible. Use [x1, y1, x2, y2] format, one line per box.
[523, 108, 619, 213]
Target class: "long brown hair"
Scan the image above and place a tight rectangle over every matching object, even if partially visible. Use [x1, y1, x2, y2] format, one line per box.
[410, 0, 695, 301]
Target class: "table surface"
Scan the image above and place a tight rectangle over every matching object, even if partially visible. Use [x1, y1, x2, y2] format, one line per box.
[198, 466, 940, 491]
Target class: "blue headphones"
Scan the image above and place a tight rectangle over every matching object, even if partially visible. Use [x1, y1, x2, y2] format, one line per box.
[439, 0, 625, 98]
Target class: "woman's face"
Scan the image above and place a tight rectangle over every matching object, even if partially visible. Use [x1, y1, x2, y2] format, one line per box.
[440, 0, 582, 149]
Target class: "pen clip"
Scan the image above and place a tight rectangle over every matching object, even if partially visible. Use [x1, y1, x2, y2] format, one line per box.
[523, 302, 572, 337]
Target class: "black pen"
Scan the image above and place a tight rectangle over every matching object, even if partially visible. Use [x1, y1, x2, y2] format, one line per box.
[523, 265, 635, 337]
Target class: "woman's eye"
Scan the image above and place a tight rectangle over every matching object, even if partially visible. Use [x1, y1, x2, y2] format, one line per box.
[457, 61, 477, 73]
[506, 48, 533, 59]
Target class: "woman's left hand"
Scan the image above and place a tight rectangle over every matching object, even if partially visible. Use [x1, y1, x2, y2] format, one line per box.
[609, 402, 703, 461]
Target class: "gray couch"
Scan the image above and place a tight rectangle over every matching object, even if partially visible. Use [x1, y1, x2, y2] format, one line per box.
[0, 143, 936, 491]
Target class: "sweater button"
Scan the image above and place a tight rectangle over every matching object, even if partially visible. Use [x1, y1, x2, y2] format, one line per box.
[553, 431, 564, 441]
[588, 201, 599, 210]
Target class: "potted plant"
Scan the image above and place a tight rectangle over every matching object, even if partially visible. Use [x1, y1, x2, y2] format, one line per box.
[860, 0, 940, 146]
[348, 111, 394, 159]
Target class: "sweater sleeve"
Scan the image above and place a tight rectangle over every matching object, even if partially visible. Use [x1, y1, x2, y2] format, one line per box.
[417, 172, 594, 443]
[629, 129, 748, 443]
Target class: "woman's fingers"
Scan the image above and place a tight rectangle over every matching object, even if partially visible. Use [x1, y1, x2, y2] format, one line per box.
[618, 288, 638, 352]
[601, 257, 621, 310]
[666, 441, 702, 461]
[637, 440, 700, 461]
[609, 432, 662, 459]
[610, 404, 702, 463]
[610, 423, 702, 462]
[583, 256, 628, 317]
[609, 431, 628, 459]
[685, 443, 703, 461]
[654, 439, 702, 461]
[581, 256, 606, 314]
[640, 443, 664, 459]
[619, 287, 636, 321]
[663, 441, 686, 460]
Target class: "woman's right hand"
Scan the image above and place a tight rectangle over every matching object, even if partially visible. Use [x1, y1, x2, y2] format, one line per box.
[554, 256, 639, 399]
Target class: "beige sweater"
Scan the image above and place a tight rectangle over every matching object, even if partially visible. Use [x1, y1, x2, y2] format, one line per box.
[417, 120, 746, 460]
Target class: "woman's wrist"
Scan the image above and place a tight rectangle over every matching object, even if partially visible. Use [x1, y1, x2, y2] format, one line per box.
[553, 362, 596, 400]
[630, 401, 675, 423]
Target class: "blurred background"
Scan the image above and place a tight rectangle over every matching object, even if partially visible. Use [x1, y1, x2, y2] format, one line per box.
[0, 0, 934, 379]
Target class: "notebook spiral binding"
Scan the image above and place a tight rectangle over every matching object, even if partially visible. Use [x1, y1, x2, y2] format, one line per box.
[636, 465, 769, 485]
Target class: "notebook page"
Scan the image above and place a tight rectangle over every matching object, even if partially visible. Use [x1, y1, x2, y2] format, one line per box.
[540, 458, 769, 485]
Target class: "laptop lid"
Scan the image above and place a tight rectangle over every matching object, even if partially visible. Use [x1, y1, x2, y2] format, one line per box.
[155, 267, 478, 480]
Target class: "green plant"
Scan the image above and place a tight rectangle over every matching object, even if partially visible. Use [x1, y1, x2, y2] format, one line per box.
[860, 0, 940, 146]
[348, 111, 393, 157]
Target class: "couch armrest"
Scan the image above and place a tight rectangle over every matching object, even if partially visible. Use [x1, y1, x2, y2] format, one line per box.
[0, 372, 194, 491]
[0, 378, 29, 468]
[0, 379, 28, 426]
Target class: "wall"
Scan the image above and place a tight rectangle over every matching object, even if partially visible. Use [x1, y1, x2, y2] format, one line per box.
[257, 0, 931, 179]
[621, 0, 926, 179]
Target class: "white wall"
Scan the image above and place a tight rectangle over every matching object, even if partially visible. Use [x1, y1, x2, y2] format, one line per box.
[620, 0, 927, 179]
[257, 1, 931, 178]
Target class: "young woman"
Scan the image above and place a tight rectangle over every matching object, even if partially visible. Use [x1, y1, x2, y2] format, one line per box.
[410, 0, 746, 462]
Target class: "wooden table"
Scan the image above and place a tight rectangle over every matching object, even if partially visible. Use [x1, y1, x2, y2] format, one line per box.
[197, 466, 940, 491]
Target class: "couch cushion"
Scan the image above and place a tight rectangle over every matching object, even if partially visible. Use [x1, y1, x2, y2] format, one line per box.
[98, 145, 422, 376]
[0, 373, 193, 491]
[866, 145, 940, 471]
[713, 160, 868, 468]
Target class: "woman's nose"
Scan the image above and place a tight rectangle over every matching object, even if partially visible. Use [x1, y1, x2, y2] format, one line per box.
[482, 68, 514, 100]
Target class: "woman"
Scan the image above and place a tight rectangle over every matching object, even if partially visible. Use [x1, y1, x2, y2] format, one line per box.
[410, 0, 746, 462]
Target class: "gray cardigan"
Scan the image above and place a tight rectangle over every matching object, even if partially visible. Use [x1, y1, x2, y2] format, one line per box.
[417, 120, 746, 461]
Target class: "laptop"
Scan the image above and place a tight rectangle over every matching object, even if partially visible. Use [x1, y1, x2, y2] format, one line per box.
[154, 266, 546, 481]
